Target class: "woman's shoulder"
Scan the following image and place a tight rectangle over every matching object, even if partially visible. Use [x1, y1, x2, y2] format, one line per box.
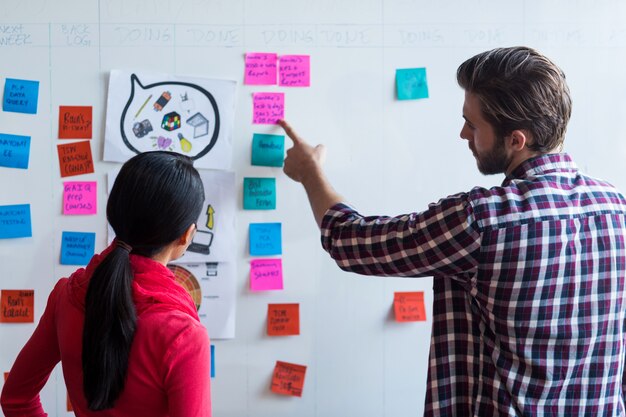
[137, 306, 208, 345]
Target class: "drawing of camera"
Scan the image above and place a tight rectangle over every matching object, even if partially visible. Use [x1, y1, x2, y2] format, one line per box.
[132, 119, 153, 138]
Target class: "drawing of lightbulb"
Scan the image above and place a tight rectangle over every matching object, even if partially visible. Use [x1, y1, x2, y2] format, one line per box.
[178, 133, 192, 153]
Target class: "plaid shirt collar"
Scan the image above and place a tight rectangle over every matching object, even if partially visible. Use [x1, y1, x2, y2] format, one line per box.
[502, 152, 578, 186]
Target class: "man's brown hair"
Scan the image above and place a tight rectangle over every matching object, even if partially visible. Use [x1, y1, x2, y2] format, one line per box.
[457, 47, 572, 153]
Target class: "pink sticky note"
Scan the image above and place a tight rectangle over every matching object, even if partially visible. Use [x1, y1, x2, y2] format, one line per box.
[279, 55, 310, 87]
[245, 53, 278, 85]
[250, 258, 283, 291]
[63, 181, 97, 215]
[253, 93, 284, 125]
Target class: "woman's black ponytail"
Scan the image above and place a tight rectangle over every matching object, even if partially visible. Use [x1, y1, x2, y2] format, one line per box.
[82, 246, 136, 410]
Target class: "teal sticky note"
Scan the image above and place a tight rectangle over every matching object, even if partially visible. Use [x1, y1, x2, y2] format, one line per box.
[60, 231, 95, 265]
[0, 204, 32, 239]
[243, 177, 276, 210]
[3, 78, 40, 114]
[0, 133, 30, 169]
[249, 223, 282, 256]
[211, 345, 215, 378]
[396, 68, 429, 100]
[251, 133, 285, 167]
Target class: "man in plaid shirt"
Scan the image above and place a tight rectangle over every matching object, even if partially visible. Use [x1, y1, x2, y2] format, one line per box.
[278, 47, 626, 416]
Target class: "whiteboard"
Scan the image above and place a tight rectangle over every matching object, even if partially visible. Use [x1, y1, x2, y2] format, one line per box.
[1, 1, 626, 416]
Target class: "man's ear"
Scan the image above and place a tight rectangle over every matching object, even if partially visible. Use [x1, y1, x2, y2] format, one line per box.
[508, 129, 529, 151]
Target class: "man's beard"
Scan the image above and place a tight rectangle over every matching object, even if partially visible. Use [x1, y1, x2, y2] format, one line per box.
[472, 138, 512, 175]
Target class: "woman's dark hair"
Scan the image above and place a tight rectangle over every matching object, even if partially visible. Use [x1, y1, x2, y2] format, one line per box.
[457, 46, 572, 153]
[82, 151, 205, 410]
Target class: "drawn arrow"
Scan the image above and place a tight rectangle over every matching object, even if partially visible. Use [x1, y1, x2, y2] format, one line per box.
[206, 205, 215, 230]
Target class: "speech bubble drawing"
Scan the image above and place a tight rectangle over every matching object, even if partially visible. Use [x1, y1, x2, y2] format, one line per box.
[119, 74, 221, 160]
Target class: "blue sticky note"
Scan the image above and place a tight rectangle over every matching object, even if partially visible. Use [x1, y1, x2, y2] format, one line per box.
[211, 345, 215, 378]
[0, 204, 32, 239]
[249, 223, 282, 256]
[0, 133, 31, 169]
[396, 68, 429, 100]
[60, 231, 95, 265]
[243, 177, 276, 210]
[3, 78, 40, 114]
[251, 134, 285, 167]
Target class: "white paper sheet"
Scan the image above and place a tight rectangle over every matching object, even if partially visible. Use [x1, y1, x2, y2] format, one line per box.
[104, 70, 237, 170]
[167, 262, 236, 340]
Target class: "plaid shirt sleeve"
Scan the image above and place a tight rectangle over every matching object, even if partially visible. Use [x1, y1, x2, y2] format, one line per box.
[320, 194, 482, 277]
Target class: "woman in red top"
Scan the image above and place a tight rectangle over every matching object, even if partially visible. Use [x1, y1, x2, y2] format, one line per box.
[1, 151, 212, 417]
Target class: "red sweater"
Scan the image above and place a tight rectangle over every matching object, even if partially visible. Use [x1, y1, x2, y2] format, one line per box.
[1, 245, 212, 417]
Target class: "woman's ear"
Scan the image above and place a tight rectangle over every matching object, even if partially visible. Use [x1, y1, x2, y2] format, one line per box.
[181, 223, 197, 247]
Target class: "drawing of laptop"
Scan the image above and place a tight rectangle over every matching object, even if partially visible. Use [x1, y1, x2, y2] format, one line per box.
[188, 230, 213, 255]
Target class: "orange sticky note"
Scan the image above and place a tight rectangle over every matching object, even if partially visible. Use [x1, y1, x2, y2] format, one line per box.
[58, 106, 92, 139]
[57, 141, 94, 177]
[67, 392, 74, 412]
[393, 291, 426, 322]
[0, 289, 34, 323]
[271, 361, 306, 397]
[3, 372, 8, 382]
[267, 303, 300, 336]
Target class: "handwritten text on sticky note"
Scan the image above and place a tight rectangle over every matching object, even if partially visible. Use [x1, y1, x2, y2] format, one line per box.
[57, 141, 94, 177]
[61, 231, 96, 265]
[63, 181, 97, 215]
[0, 133, 30, 169]
[253, 93, 284, 124]
[267, 303, 300, 336]
[396, 68, 429, 100]
[271, 361, 306, 397]
[251, 133, 284, 167]
[393, 291, 426, 322]
[59, 106, 93, 139]
[249, 223, 282, 256]
[250, 258, 283, 291]
[0, 204, 32, 239]
[3, 78, 39, 114]
[279, 55, 310, 87]
[243, 177, 276, 210]
[245, 53, 277, 85]
[0, 289, 34, 323]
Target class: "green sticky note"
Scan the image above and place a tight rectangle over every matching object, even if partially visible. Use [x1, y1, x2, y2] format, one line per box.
[396, 68, 429, 100]
[243, 177, 276, 210]
[251, 134, 284, 167]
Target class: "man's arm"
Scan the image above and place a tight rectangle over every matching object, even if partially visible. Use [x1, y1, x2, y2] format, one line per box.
[278, 120, 482, 278]
[278, 120, 344, 227]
